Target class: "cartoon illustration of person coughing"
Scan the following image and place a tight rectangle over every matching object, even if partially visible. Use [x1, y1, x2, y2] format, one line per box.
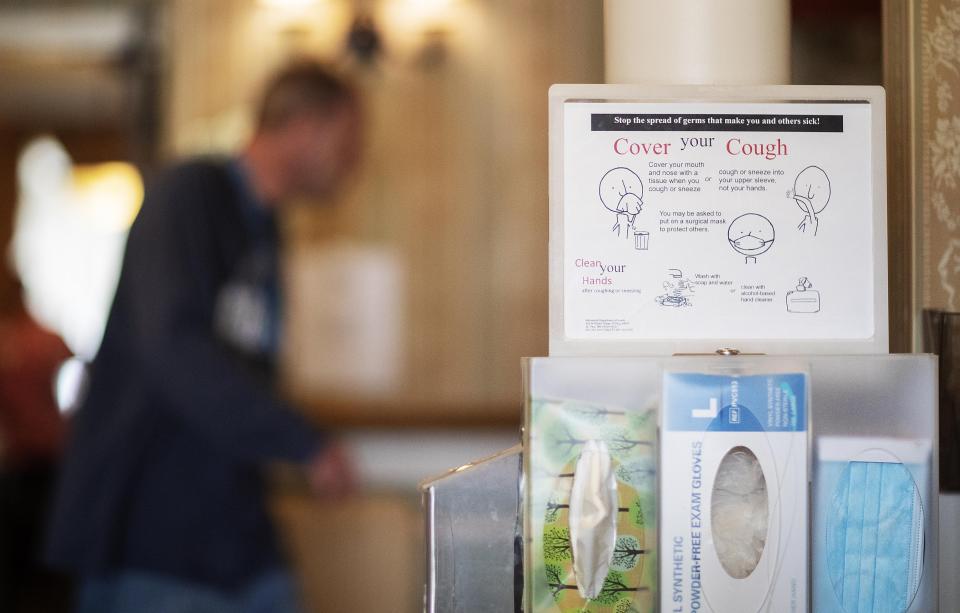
[599, 167, 645, 243]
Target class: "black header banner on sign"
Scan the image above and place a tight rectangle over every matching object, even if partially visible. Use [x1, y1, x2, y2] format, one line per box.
[591, 113, 844, 133]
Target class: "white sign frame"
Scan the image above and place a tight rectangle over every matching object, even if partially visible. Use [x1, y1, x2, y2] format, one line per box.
[549, 84, 888, 356]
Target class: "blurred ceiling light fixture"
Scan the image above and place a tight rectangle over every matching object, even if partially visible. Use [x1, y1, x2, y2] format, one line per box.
[72, 162, 144, 233]
[378, 0, 458, 68]
[257, 0, 457, 68]
[256, 0, 339, 51]
[259, 0, 319, 8]
[404, 0, 455, 25]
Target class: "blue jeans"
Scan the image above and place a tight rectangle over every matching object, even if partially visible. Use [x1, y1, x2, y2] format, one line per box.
[74, 570, 301, 613]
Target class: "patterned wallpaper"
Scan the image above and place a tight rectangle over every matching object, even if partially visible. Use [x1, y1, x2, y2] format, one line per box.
[922, 0, 960, 310]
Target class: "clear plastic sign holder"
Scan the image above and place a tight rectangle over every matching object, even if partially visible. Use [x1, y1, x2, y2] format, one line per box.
[420, 446, 522, 613]
[548, 85, 888, 357]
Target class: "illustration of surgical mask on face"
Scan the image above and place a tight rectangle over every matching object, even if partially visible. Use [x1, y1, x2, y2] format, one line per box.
[825, 460, 924, 613]
[793, 165, 831, 235]
[731, 235, 770, 251]
[727, 213, 776, 263]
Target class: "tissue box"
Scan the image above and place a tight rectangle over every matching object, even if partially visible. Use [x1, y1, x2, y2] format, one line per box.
[524, 358, 659, 612]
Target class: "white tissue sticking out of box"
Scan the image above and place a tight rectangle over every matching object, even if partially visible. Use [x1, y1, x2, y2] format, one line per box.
[711, 446, 769, 580]
[568, 439, 619, 599]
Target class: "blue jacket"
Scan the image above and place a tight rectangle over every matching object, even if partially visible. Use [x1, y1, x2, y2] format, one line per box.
[45, 159, 323, 589]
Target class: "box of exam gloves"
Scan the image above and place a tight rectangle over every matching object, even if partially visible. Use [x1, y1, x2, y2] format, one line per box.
[660, 368, 808, 613]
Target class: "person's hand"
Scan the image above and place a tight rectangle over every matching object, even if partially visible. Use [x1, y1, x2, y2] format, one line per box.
[307, 441, 355, 498]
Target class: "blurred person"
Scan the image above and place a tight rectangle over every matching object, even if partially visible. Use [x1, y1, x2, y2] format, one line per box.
[0, 279, 71, 612]
[45, 61, 361, 613]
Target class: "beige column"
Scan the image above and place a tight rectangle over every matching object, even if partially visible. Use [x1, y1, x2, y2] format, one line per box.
[604, 0, 790, 85]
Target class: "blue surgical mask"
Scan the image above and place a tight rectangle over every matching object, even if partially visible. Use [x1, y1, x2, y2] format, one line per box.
[822, 460, 924, 613]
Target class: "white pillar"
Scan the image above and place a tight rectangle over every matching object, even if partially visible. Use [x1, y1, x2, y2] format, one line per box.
[604, 0, 790, 85]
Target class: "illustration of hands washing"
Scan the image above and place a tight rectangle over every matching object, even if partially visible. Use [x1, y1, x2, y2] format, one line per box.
[656, 269, 695, 307]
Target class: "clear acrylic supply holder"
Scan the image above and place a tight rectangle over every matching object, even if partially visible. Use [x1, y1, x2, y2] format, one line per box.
[420, 85, 939, 613]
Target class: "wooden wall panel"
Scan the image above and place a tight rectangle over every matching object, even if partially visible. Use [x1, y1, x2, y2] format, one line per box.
[271, 494, 422, 613]
[884, 0, 918, 351]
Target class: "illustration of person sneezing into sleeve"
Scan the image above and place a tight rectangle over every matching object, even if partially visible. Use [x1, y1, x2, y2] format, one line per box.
[792, 165, 831, 235]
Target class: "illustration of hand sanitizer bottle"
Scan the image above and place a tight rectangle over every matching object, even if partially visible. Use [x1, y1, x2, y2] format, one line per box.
[786, 277, 820, 313]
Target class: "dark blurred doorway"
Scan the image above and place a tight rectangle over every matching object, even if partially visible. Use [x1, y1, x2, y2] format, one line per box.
[0, 2, 162, 612]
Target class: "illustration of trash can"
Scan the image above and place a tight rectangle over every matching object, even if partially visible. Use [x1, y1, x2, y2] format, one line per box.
[634, 230, 649, 251]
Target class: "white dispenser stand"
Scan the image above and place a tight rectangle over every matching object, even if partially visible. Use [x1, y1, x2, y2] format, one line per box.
[422, 85, 938, 613]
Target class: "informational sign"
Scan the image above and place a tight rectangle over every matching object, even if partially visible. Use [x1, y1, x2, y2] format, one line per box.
[283, 242, 403, 397]
[549, 86, 887, 355]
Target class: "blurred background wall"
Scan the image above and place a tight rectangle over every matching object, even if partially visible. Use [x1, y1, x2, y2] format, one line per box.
[166, 0, 603, 422]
